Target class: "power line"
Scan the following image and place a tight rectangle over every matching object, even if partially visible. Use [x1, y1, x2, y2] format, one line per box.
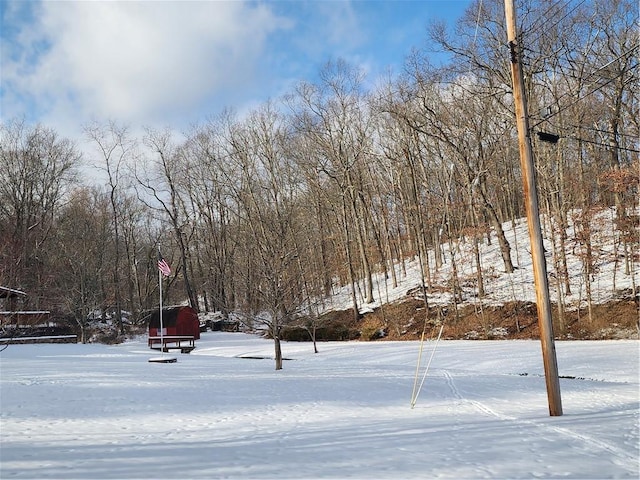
[521, 1, 636, 89]
[531, 61, 639, 129]
[466, 0, 484, 80]
[525, 0, 589, 48]
[558, 135, 640, 154]
[562, 124, 640, 141]
[528, 44, 639, 84]
[523, 0, 572, 41]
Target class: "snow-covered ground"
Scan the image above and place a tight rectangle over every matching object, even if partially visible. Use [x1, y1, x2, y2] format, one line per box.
[1, 332, 638, 479]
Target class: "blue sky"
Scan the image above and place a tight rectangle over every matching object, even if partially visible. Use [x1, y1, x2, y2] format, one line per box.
[1, 0, 472, 143]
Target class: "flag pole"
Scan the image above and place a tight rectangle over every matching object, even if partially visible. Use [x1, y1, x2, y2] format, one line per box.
[158, 247, 164, 353]
[150, 249, 174, 363]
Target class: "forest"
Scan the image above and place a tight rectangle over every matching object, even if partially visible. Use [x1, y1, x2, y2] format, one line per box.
[1, 0, 637, 353]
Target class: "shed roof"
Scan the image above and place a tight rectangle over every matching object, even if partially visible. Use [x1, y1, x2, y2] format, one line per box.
[145, 306, 197, 329]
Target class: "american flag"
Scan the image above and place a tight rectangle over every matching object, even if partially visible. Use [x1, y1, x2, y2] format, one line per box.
[157, 252, 171, 277]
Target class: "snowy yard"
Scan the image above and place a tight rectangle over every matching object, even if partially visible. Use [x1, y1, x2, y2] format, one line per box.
[1, 332, 638, 479]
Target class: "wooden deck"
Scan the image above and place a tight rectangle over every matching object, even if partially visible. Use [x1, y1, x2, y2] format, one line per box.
[148, 335, 195, 353]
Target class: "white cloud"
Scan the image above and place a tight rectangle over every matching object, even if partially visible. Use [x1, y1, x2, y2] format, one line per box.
[2, 1, 290, 130]
[318, 1, 364, 50]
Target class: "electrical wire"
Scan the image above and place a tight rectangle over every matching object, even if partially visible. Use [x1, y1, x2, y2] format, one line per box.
[531, 61, 639, 128]
[524, 0, 589, 49]
[521, 0, 569, 41]
[561, 124, 640, 140]
[532, 45, 639, 84]
[558, 135, 640, 154]
[521, 1, 635, 88]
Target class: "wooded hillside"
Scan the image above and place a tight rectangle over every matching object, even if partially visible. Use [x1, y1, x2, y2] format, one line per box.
[1, 0, 637, 343]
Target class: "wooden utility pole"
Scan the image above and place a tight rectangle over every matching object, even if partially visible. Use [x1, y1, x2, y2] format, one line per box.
[504, 0, 563, 416]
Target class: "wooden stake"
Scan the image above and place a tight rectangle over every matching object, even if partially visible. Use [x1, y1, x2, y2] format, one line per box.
[504, 0, 563, 416]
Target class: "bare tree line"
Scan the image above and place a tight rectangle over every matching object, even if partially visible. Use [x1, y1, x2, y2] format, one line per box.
[1, 0, 637, 364]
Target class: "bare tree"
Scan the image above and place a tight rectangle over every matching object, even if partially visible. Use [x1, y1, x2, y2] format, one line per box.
[288, 60, 378, 321]
[0, 119, 79, 306]
[84, 120, 136, 334]
[181, 113, 239, 317]
[53, 187, 111, 342]
[227, 103, 305, 370]
[136, 128, 199, 311]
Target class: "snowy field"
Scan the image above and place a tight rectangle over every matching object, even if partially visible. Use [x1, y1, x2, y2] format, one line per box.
[1, 332, 638, 479]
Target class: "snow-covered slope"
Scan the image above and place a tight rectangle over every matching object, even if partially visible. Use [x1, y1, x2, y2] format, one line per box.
[322, 208, 638, 314]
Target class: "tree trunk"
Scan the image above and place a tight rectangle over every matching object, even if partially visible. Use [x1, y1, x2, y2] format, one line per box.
[477, 185, 514, 273]
[341, 196, 360, 321]
[274, 335, 283, 371]
[348, 175, 374, 304]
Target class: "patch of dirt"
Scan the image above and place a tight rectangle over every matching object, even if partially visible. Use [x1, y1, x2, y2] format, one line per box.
[331, 294, 639, 342]
[281, 308, 363, 342]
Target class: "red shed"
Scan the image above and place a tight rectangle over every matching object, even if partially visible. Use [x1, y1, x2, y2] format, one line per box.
[147, 306, 200, 340]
